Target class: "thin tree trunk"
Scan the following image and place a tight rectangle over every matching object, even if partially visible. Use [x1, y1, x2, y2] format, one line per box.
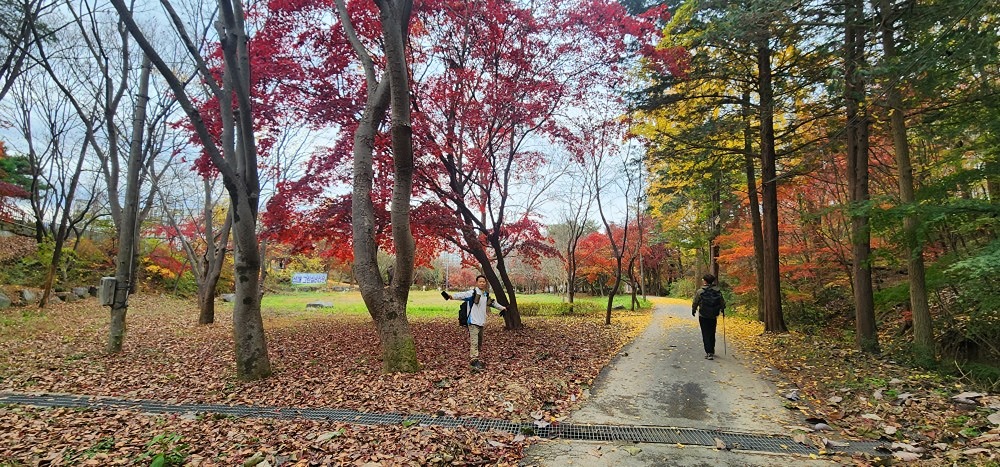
[711, 166, 721, 278]
[40, 137, 91, 308]
[743, 95, 766, 322]
[108, 55, 151, 351]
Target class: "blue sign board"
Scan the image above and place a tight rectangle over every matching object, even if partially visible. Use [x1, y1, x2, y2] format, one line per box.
[291, 273, 328, 285]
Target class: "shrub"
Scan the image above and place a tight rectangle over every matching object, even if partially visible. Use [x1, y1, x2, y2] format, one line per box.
[517, 301, 604, 317]
[668, 277, 697, 299]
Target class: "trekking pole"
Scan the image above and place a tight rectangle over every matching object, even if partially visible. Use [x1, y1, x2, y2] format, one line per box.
[722, 313, 727, 356]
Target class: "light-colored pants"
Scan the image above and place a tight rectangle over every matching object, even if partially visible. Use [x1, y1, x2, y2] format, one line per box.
[469, 324, 484, 360]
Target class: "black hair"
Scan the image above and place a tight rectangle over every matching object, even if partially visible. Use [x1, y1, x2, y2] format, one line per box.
[702, 273, 716, 285]
[476, 275, 487, 282]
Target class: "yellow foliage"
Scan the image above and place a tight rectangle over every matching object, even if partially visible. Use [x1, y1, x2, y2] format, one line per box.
[144, 264, 177, 280]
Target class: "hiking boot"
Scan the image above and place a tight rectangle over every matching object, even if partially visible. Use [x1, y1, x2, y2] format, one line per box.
[707, 353, 715, 360]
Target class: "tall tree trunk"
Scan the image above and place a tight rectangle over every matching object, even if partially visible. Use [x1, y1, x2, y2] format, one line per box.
[845, 0, 879, 353]
[111, 0, 272, 380]
[757, 36, 787, 333]
[340, 0, 420, 373]
[878, 0, 929, 362]
[742, 95, 767, 322]
[108, 56, 151, 351]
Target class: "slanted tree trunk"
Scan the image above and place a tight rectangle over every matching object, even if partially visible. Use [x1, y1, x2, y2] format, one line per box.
[595, 171, 629, 326]
[489, 236, 523, 329]
[111, 0, 272, 380]
[39, 135, 91, 308]
[878, 0, 927, 360]
[845, 0, 879, 353]
[108, 56, 151, 351]
[338, 0, 420, 373]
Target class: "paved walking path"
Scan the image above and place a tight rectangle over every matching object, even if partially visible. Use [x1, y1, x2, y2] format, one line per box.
[520, 298, 842, 466]
[0, 298, 874, 465]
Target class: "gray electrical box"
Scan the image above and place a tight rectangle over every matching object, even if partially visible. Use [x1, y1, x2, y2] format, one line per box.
[98, 277, 116, 306]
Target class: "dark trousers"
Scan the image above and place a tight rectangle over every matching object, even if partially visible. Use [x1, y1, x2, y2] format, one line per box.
[699, 317, 718, 354]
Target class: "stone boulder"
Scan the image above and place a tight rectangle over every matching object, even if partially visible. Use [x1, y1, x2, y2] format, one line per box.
[305, 301, 334, 309]
[19, 289, 38, 303]
[220, 294, 236, 303]
[0, 292, 11, 309]
[71, 287, 89, 298]
[55, 291, 77, 302]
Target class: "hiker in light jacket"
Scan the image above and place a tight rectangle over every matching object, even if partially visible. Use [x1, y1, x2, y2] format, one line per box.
[692, 273, 726, 360]
[442, 275, 506, 370]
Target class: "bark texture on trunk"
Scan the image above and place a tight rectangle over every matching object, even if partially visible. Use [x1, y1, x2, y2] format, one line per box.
[846, 0, 879, 354]
[878, 0, 932, 364]
[341, 0, 420, 373]
[757, 37, 787, 333]
[108, 57, 152, 352]
[742, 96, 767, 322]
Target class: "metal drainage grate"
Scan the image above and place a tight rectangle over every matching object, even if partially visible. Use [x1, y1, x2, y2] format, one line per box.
[0, 392, 886, 456]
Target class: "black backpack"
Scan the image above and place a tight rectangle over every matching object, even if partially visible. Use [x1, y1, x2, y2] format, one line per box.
[699, 287, 723, 317]
[457, 292, 478, 326]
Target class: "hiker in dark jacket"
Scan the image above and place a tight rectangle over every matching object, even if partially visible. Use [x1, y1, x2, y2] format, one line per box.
[692, 273, 726, 360]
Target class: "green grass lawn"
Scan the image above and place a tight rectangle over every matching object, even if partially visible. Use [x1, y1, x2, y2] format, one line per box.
[245, 289, 650, 319]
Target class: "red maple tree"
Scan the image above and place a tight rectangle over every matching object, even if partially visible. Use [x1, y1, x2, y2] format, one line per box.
[257, 0, 668, 327]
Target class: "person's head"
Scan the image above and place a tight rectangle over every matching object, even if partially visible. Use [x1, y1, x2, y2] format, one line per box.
[475, 275, 488, 290]
[702, 273, 716, 286]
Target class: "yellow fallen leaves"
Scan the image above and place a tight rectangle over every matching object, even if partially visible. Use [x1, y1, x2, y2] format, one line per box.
[719, 315, 764, 341]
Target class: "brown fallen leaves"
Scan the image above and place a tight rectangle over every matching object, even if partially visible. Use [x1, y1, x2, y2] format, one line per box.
[0, 405, 522, 466]
[0, 295, 650, 465]
[0, 236, 36, 263]
[726, 316, 999, 466]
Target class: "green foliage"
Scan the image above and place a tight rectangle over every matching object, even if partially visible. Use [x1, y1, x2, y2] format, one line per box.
[783, 302, 834, 335]
[62, 435, 115, 462]
[169, 271, 199, 297]
[136, 432, 188, 466]
[946, 238, 1000, 289]
[959, 427, 982, 438]
[0, 153, 35, 190]
[0, 236, 115, 288]
[864, 377, 888, 389]
[956, 362, 1000, 392]
[667, 277, 696, 299]
[0, 309, 45, 329]
[64, 237, 113, 286]
[0, 241, 49, 286]
[518, 301, 601, 317]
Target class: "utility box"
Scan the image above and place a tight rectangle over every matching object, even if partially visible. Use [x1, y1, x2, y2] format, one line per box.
[98, 277, 116, 306]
